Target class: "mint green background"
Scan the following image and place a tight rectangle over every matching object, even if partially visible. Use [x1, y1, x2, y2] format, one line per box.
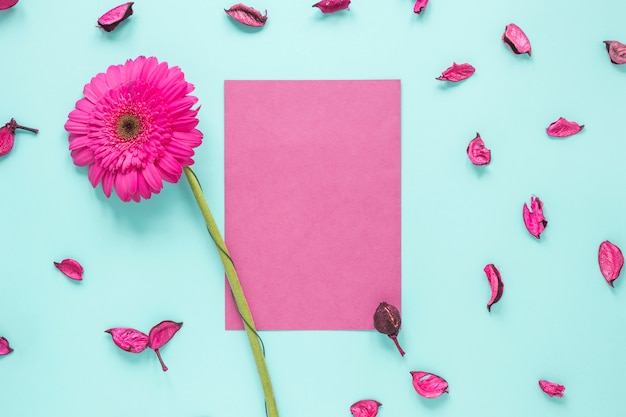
[1, 0, 626, 416]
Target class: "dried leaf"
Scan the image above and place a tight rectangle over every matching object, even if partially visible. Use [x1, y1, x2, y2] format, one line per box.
[523, 196, 547, 239]
[97, 2, 134, 32]
[312, 0, 350, 13]
[0, 0, 18, 10]
[410, 371, 449, 398]
[53, 258, 84, 281]
[546, 117, 584, 137]
[466, 133, 491, 165]
[414, 0, 428, 14]
[0, 118, 38, 157]
[148, 320, 183, 350]
[599, 241, 624, 287]
[484, 264, 504, 312]
[225, 3, 267, 27]
[538, 379, 565, 397]
[502, 23, 532, 56]
[373, 302, 405, 356]
[436, 62, 475, 82]
[105, 328, 149, 353]
[0, 337, 13, 355]
[603, 40, 626, 65]
[350, 399, 381, 417]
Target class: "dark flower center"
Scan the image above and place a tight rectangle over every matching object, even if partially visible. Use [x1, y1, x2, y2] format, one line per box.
[116, 114, 141, 140]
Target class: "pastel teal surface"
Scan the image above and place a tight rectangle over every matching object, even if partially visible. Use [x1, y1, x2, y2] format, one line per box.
[1, 0, 626, 416]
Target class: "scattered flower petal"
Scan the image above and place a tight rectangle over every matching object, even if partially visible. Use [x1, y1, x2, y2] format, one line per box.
[225, 3, 267, 27]
[97, 2, 134, 32]
[0, 337, 13, 355]
[148, 320, 183, 350]
[603, 41, 626, 65]
[105, 328, 149, 353]
[0, 118, 38, 157]
[373, 302, 405, 356]
[414, 0, 428, 14]
[523, 196, 547, 239]
[0, 0, 18, 10]
[599, 241, 624, 287]
[502, 23, 531, 56]
[436, 62, 475, 82]
[467, 132, 491, 165]
[350, 399, 381, 417]
[312, 0, 350, 13]
[410, 371, 449, 398]
[538, 379, 565, 397]
[546, 117, 584, 137]
[53, 258, 84, 281]
[484, 264, 503, 312]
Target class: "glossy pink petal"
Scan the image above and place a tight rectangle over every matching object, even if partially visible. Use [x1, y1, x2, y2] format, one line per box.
[546, 117, 584, 137]
[0, 337, 13, 355]
[0, 0, 18, 10]
[484, 264, 503, 312]
[225, 3, 267, 27]
[104, 328, 149, 353]
[538, 380, 565, 397]
[53, 258, 84, 281]
[599, 241, 624, 287]
[414, 0, 428, 14]
[436, 62, 475, 82]
[502, 23, 531, 56]
[523, 196, 547, 239]
[148, 320, 183, 372]
[312, 0, 350, 13]
[410, 371, 449, 398]
[350, 399, 381, 417]
[467, 133, 491, 165]
[97, 2, 134, 32]
[603, 41, 626, 65]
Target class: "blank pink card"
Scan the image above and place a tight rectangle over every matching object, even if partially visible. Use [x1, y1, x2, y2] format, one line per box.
[224, 80, 401, 330]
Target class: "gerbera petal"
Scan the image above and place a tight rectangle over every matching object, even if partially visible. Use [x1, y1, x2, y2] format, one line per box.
[89, 73, 110, 98]
[143, 163, 164, 191]
[71, 147, 95, 166]
[166, 140, 195, 161]
[88, 164, 107, 187]
[155, 153, 183, 182]
[136, 171, 152, 199]
[102, 171, 115, 197]
[75, 98, 95, 114]
[172, 130, 203, 148]
[64, 119, 90, 134]
[68, 109, 91, 123]
[171, 117, 200, 131]
[105, 64, 123, 89]
[139, 57, 159, 81]
[68, 134, 91, 150]
[148, 61, 169, 85]
[114, 170, 138, 202]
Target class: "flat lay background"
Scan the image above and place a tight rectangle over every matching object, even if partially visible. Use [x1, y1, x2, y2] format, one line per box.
[1, 1, 626, 416]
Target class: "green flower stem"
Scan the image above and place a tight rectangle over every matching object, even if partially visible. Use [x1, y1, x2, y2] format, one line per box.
[184, 166, 279, 417]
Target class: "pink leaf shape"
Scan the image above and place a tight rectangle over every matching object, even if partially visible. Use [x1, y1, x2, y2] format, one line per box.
[546, 117, 584, 137]
[105, 328, 149, 353]
[312, 0, 350, 13]
[0, 124, 15, 156]
[53, 258, 84, 281]
[436, 62, 475, 82]
[97, 2, 134, 32]
[410, 371, 449, 398]
[502, 23, 531, 56]
[484, 264, 503, 312]
[0, 0, 18, 10]
[599, 241, 624, 287]
[467, 132, 491, 165]
[148, 320, 183, 350]
[0, 337, 13, 355]
[225, 3, 267, 27]
[350, 399, 381, 417]
[523, 196, 547, 239]
[538, 380, 565, 397]
[413, 0, 428, 14]
[603, 40, 626, 65]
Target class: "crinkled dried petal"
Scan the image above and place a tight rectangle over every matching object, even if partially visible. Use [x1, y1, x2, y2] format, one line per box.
[225, 3, 267, 27]
[97, 2, 134, 32]
[603, 41, 626, 65]
[350, 399, 381, 417]
[105, 328, 149, 353]
[410, 371, 449, 398]
[523, 196, 547, 239]
[312, 0, 350, 13]
[538, 380, 565, 397]
[0, 337, 13, 355]
[0, 126, 14, 156]
[413, 0, 428, 14]
[546, 117, 584, 137]
[436, 62, 475, 82]
[0, 0, 18, 10]
[599, 241, 624, 287]
[484, 264, 503, 312]
[467, 133, 491, 165]
[373, 302, 405, 356]
[148, 320, 183, 350]
[502, 23, 531, 56]
[53, 258, 84, 281]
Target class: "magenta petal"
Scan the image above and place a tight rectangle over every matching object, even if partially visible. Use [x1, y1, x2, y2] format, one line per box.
[0, 0, 18, 10]
[523, 196, 547, 239]
[436, 62, 475, 82]
[0, 337, 13, 355]
[312, 0, 350, 13]
[410, 371, 449, 398]
[599, 241, 624, 287]
[546, 117, 584, 137]
[104, 328, 149, 353]
[97, 2, 134, 32]
[502, 23, 532, 56]
[350, 399, 381, 417]
[603, 41, 626, 65]
[225, 3, 268, 27]
[484, 264, 504, 312]
[413, 0, 428, 14]
[148, 320, 183, 350]
[53, 258, 84, 281]
[0, 126, 15, 156]
[538, 380, 565, 397]
[467, 133, 491, 165]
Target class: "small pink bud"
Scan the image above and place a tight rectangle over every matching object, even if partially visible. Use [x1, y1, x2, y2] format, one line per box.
[53, 258, 84, 281]
[0, 118, 38, 157]
[523, 196, 547, 239]
[312, 0, 350, 13]
[466, 133, 491, 165]
[502, 23, 532, 56]
[414, 0, 428, 14]
[0, 337, 13, 355]
[410, 371, 449, 398]
[0, 0, 18, 10]
[436, 62, 475, 82]
[374, 302, 405, 356]
[97, 2, 134, 32]
[105, 328, 149, 353]
[484, 264, 504, 312]
[350, 399, 381, 417]
[538, 379, 565, 397]
[546, 117, 584, 138]
[598, 241, 624, 288]
[603, 40, 626, 65]
[225, 3, 268, 27]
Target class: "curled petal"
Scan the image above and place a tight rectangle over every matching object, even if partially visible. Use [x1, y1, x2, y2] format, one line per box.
[0, 0, 18, 10]
[538, 380, 565, 397]
[97, 2, 134, 32]
[0, 125, 14, 156]
[0, 337, 13, 355]
[603, 40, 626, 65]
[225, 3, 267, 27]
[502, 23, 532, 55]
[53, 258, 84, 281]
[523, 196, 547, 239]
[413, 0, 428, 14]
[105, 328, 149, 353]
[467, 133, 491, 165]
[148, 320, 183, 350]
[410, 371, 449, 398]
[546, 117, 584, 137]
[436, 62, 475, 82]
[484, 264, 503, 312]
[312, 0, 350, 13]
[599, 241, 624, 287]
[350, 400, 381, 417]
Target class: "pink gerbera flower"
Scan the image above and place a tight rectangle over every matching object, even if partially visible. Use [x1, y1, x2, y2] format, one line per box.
[64, 56, 203, 202]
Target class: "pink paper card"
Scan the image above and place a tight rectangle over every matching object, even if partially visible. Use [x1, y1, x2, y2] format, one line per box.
[224, 80, 401, 330]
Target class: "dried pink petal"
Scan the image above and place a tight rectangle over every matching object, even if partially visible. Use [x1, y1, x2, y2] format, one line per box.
[546, 117, 584, 137]
[523, 196, 547, 239]
[436, 62, 475, 82]
[484, 264, 503, 312]
[603, 41, 626, 65]
[0, 0, 18, 10]
[538, 379, 565, 397]
[97, 2, 134, 32]
[413, 0, 428, 14]
[53, 258, 84, 281]
[410, 371, 449, 398]
[225, 3, 267, 27]
[350, 399, 381, 417]
[105, 328, 149, 353]
[599, 241, 624, 287]
[0, 118, 38, 157]
[0, 337, 13, 355]
[466, 132, 491, 165]
[312, 0, 350, 13]
[502, 23, 531, 56]
[148, 320, 183, 372]
[373, 302, 405, 356]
